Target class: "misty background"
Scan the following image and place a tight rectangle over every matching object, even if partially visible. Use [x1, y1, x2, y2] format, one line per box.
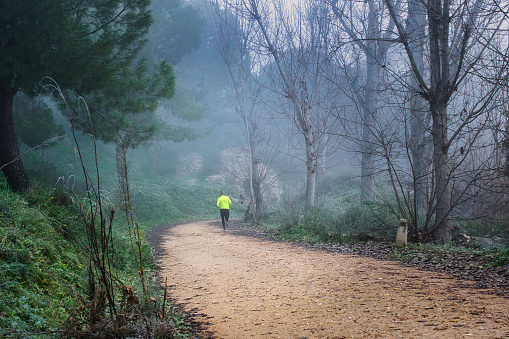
[5, 0, 509, 245]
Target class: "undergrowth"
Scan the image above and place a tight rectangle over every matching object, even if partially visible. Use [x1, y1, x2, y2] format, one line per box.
[271, 198, 398, 244]
[491, 248, 509, 267]
[0, 177, 196, 338]
[0, 180, 85, 337]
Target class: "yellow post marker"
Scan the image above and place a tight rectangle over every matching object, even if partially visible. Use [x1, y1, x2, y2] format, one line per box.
[396, 219, 408, 247]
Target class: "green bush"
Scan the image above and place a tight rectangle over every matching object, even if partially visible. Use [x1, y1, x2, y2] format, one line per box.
[336, 201, 397, 240]
[0, 177, 196, 338]
[490, 248, 509, 267]
[134, 189, 186, 226]
[272, 192, 399, 243]
[112, 231, 156, 271]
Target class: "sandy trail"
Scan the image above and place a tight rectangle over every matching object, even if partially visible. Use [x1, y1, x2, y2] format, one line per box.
[152, 220, 509, 338]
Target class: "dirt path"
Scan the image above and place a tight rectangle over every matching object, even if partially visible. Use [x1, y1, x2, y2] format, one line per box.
[152, 220, 509, 338]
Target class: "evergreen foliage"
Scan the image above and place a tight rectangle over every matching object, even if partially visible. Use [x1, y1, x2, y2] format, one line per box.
[150, 0, 203, 65]
[13, 95, 64, 151]
[0, 0, 152, 191]
[74, 59, 176, 148]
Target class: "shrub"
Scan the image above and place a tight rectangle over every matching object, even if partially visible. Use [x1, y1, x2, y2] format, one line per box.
[272, 196, 398, 244]
[490, 248, 509, 267]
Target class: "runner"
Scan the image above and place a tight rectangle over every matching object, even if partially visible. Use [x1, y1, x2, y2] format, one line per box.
[216, 189, 232, 231]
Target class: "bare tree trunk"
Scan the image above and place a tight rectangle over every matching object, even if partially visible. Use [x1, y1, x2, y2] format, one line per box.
[146, 140, 164, 175]
[252, 157, 263, 219]
[209, 0, 261, 222]
[330, 0, 393, 202]
[360, 1, 379, 201]
[407, 0, 430, 235]
[360, 63, 376, 201]
[227, 60, 259, 223]
[428, 0, 452, 243]
[431, 100, 451, 242]
[505, 119, 509, 177]
[384, 0, 467, 243]
[116, 138, 131, 212]
[302, 81, 317, 207]
[0, 90, 31, 192]
[240, 83, 258, 223]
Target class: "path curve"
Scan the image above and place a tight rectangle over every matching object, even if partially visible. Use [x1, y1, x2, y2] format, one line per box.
[152, 220, 509, 338]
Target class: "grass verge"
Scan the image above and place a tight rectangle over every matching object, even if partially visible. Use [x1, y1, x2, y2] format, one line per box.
[0, 179, 196, 338]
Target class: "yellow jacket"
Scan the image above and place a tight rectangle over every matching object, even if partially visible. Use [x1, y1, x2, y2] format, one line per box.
[217, 195, 232, 209]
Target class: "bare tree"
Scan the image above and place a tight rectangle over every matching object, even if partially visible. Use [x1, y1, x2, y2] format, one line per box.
[326, 0, 395, 201]
[244, 0, 317, 207]
[383, 0, 509, 242]
[207, 0, 265, 222]
[229, 0, 342, 208]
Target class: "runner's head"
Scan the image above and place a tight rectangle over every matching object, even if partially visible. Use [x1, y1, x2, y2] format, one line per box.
[220, 189, 224, 195]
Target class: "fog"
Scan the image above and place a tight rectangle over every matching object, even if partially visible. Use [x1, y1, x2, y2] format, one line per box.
[8, 0, 509, 243]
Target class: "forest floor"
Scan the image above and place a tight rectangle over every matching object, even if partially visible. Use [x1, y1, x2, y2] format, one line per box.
[148, 220, 509, 338]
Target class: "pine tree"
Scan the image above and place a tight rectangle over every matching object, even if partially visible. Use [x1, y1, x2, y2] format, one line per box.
[0, 0, 151, 192]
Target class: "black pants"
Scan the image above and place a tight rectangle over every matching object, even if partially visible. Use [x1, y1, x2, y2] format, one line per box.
[220, 209, 229, 229]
